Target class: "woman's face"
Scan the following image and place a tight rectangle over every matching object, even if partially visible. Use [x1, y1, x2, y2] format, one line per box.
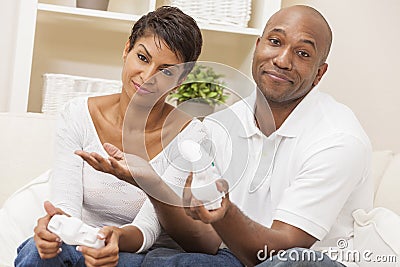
[121, 34, 185, 107]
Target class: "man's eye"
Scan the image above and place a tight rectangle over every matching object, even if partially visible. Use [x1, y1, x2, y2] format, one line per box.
[161, 68, 173, 76]
[297, 51, 310, 57]
[138, 54, 148, 62]
[269, 38, 280, 45]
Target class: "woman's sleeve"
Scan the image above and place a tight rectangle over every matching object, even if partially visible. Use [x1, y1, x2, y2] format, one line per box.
[129, 198, 162, 253]
[49, 99, 85, 218]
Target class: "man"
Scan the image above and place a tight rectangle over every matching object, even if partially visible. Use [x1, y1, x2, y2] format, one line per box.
[78, 5, 372, 266]
[181, 5, 372, 266]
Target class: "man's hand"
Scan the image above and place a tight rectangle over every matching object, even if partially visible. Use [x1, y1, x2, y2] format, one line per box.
[34, 201, 68, 259]
[182, 173, 231, 224]
[77, 226, 121, 267]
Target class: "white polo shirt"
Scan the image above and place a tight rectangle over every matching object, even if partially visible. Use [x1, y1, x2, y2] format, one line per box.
[203, 88, 373, 251]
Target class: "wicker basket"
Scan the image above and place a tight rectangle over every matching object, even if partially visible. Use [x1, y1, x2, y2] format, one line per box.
[41, 73, 122, 115]
[168, 0, 252, 28]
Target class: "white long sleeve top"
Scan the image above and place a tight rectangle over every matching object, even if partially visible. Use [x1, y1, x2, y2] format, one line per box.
[50, 97, 205, 234]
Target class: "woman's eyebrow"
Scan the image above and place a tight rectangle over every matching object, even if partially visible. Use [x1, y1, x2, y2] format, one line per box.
[138, 44, 152, 59]
[138, 43, 179, 68]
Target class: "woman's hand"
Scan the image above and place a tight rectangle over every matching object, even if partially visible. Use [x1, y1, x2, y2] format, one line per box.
[33, 201, 68, 259]
[77, 226, 121, 267]
[75, 143, 160, 188]
[75, 144, 135, 186]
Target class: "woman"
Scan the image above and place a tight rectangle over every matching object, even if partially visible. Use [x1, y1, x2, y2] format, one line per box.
[14, 6, 203, 267]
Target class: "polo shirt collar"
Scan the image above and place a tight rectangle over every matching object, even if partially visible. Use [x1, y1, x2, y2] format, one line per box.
[238, 87, 320, 139]
[236, 91, 260, 138]
[275, 88, 320, 138]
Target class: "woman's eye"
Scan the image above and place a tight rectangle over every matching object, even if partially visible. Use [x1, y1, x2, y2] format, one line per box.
[269, 38, 280, 46]
[161, 68, 173, 76]
[138, 54, 148, 62]
[297, 51, 310, 57]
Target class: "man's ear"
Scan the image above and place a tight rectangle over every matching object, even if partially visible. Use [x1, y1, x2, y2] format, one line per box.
[255, 36, 261, 47]
[312, 63, 328, 86]
[122, 40, 130, 61]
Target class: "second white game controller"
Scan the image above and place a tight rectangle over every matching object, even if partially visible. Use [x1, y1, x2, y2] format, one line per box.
[178, 139, 224, 210]
[48, 215, 105, 249]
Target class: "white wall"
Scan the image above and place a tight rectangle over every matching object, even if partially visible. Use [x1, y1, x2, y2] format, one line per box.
[282, 0, 400, 152]
[2, 0, 399, 152]
[0, 1, 20, 112]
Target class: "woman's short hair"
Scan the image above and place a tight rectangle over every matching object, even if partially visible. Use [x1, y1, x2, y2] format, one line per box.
[128, 6, 202, 65]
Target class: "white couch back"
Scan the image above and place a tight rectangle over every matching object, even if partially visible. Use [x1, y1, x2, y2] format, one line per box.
[372, 151, 400, 214]
[0, 113, 56, 205]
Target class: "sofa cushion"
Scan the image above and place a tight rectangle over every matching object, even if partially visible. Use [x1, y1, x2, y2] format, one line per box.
[353, 207, 400, 266]
[0, 113, 56, 207]
[374, 154, 400, 214]
[371, 150, 394, 196]
[0, 170, 50, 267]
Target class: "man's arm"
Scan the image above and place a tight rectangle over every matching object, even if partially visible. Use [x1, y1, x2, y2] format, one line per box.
[185, 134, 371, 266]
[213, 203, 316, 266]
[150, 196, 222, 253]
[184, 177, 316, 266]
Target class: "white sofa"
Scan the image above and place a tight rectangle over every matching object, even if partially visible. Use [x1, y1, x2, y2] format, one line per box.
[0, 112, 399, 266]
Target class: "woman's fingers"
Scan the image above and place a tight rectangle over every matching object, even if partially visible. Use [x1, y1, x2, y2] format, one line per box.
[103, 143, 124, 160]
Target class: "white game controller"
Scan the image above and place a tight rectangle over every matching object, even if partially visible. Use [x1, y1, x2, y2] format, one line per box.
[179, 139, 224, 210]
[48, 215, 105, 249]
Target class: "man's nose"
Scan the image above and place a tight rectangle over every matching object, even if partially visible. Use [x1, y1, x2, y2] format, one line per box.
[272, 48, 292, 70]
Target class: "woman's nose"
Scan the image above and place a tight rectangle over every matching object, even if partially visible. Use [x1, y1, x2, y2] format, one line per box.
[140, 66, 158, 84]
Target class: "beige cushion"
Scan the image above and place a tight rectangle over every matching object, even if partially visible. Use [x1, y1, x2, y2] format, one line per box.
[0, 113, 56, 207]
[353, 207, 400, 266]
[0, 171, 50, 267]
[371, 150, 394, 195]
[374, 154, 400, 214]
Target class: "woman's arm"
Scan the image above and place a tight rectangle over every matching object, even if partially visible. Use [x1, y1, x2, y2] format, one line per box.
[51, 99, 86, 218]
[76, 145, 222, 254]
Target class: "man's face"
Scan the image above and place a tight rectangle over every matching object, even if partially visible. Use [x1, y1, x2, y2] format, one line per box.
[252, 8, 329, 106]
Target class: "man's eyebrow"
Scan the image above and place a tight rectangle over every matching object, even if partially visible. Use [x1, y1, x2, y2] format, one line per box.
[301, 39, 316, 51]
[271, 28, 286, 35]
[138, 44, 152, 59]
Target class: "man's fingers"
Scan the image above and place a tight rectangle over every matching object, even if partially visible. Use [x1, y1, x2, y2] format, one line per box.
[182, 172, 194, 207]
[215, 179, 229, 194]
[184, 172, 194, 188]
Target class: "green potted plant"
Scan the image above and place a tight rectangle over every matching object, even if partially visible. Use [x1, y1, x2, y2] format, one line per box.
[169, 64, 229, 117]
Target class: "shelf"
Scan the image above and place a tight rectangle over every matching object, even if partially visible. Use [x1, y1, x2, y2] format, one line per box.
[37, 3, 262, 36]
[38, 3, 140, 21]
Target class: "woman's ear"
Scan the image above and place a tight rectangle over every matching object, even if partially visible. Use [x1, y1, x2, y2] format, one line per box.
[122, 40, 130, 61]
